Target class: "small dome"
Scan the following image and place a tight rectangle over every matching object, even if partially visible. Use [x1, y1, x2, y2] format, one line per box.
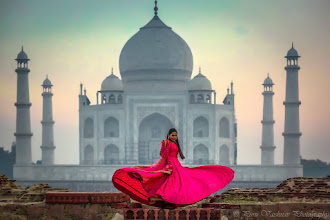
[42, 76, 52, 87]
[101, 70, 123, 91]
[188, 68, 212, 91]
[285, 43, 300, 58]
[263, 74, 274, 86]
[16, 46, 29, 60]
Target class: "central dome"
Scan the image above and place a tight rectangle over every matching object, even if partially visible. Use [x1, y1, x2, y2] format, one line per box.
[119, 15, 193, 83]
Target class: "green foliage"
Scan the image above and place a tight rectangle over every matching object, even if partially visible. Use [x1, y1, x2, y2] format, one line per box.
[0, 143, 16, 179]
[301, 158, 330, 177]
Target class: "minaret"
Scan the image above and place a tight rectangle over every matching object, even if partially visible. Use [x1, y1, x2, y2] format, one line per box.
[260, 73, 276, 165]
[283, 43, 302, 165]
[79, 83, 90, 107]
[14, 46, 33, 165]
[222, 82, 237, 164]
[41, 75, 55, 165]
[223, 81, 235, 106]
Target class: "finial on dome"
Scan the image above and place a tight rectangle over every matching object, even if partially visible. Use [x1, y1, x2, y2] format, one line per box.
[111, 67, 114, 75]
[199, 66, 201, 74]
[21, 46, 24, 52]
[267, 72, 269, 77]
[292, 42, 294, 48]
[227, 87, 229, 95]
[154, 0, 158, 16]
[46, 74, 48, 79]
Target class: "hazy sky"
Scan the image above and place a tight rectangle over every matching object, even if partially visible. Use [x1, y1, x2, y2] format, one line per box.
[0, 0, 329, 165]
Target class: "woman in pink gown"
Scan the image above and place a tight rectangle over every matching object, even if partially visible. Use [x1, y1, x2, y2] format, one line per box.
[112, 128, 235, 208]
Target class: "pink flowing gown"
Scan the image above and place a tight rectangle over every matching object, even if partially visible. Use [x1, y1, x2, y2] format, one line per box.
[112, 140, 235, 207]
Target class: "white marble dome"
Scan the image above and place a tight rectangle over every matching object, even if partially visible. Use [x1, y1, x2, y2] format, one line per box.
[101, 72, 123, 91]
[42, 77, 52, 87]
[119, 16, 193, 83]
[286, 43, 300, 58]
[263, 78, 273, 85]
[188, 70, 212, 91]
[263, 74, 274, 85]
[16, 47, 29, 60]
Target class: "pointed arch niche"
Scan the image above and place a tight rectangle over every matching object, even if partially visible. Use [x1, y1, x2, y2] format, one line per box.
[193, 144, 209, 164]
[84, 145, 94, 165]
[104, 116, 119, 137]
[219, 117, 230, 138]
[84, 118, 94, 138]
[104, 144, 119, 164]
[219, 144, 230, 165]
[193, 116, 209, 137]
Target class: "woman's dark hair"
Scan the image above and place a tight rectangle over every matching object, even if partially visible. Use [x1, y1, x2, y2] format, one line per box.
[167, 128, 185, 159]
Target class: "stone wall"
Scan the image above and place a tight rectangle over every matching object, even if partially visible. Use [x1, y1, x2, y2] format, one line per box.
[14, 164, 303, 182]
[2, 175, 330, 220]
[16, 180, 282, 193]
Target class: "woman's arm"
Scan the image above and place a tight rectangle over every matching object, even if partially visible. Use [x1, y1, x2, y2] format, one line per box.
[159, 140, 167, 156]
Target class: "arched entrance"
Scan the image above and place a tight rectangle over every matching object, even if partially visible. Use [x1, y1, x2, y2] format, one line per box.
[138, 113, 173, 164]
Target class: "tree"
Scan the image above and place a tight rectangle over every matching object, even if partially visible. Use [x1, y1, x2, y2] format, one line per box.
[301, 158, 330, 177]
[0, 142, 16, 179]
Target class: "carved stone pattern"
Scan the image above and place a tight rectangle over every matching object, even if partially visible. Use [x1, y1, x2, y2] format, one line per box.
[137, 106, 176, 125]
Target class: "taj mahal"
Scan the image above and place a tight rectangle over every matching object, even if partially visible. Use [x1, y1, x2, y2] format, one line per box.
[13, 2, 302, 192]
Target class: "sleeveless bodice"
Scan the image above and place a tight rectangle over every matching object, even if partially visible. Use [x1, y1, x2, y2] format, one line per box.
[168, 141, 179, 158]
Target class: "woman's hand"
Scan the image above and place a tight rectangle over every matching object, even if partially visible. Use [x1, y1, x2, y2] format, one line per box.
[160, 170, 171, 174]
[132, 165, 147, 169]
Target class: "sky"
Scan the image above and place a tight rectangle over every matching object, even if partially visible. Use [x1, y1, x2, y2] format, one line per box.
[0, 0, 329, 165]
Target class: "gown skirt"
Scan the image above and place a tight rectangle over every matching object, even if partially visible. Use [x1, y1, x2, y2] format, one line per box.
[112, 140, 235, 208]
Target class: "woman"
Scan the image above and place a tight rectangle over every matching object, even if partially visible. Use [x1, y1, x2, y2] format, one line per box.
[112, 128, 235, 208]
